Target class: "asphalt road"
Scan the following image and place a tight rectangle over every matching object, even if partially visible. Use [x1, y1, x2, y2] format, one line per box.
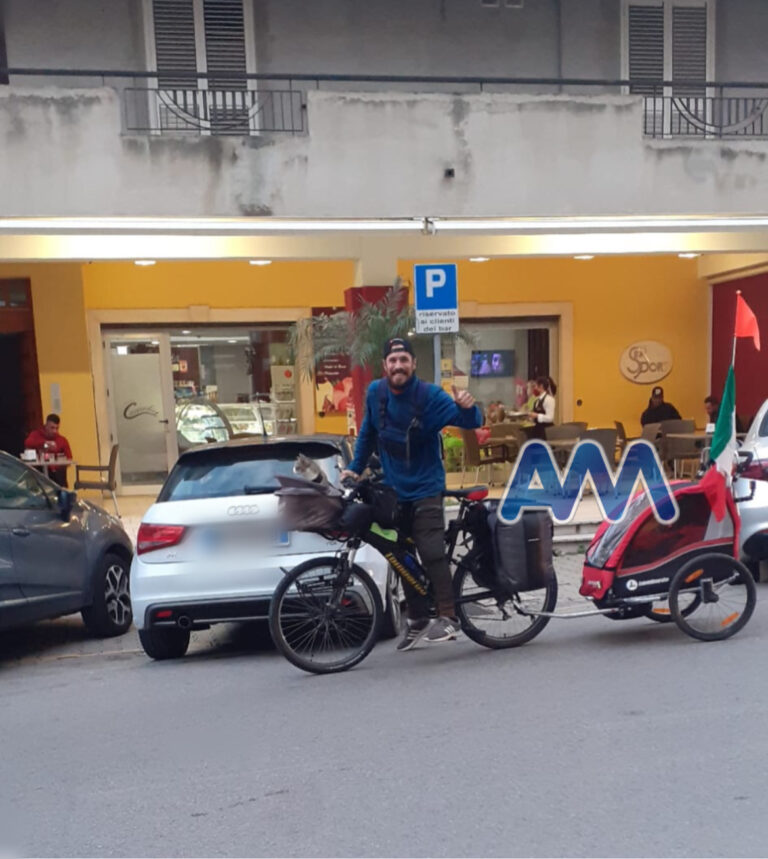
[3, 584, 768, 858]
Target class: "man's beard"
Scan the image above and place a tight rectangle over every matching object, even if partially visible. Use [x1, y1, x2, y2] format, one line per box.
[387, 369, 411, 389]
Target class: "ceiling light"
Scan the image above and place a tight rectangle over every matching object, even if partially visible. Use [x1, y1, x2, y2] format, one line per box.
[228, 339, 238, 344]
[678, 252, 700, 259]
[134, 259, 156, 266]
[181, 330, 191, 335]
[574, 255, 594, 260]
[249, 259, 272, 266]
[469, 257, 490, 262]
[150, 340, 159, 345]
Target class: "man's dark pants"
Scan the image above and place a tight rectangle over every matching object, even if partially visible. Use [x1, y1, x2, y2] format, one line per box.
[398, 494, 455, 620]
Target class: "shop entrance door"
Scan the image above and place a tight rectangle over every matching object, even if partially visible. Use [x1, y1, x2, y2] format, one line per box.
[104, 333, 177, 490]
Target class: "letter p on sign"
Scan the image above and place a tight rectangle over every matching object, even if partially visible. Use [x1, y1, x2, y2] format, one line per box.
[426, 268, 446, 298]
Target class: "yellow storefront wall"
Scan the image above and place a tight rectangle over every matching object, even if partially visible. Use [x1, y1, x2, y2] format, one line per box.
[398, 256, 709, 437]
[7, 255, 708, 479]
[0, 262, 99, 466]
[81, 260, 357, 441]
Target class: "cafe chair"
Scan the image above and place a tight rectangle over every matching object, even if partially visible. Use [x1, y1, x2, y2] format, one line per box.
[545, 424, 582, 468]
[581, 428, 619, 465]
[614, 420, 628, 457]
[460, 429, 507, 487]
[657, 421, 699, 479]
[629, 422, 662, 444]
[561, 421, 588, 434]
[490, 424, 526, 463]
[74, 444, 120, 517]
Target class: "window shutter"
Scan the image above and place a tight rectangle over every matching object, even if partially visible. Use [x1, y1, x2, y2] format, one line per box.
[203, 0, 247, 90]
[152, 0, 198, 89]
[672, 5, 707, 95]
[628, 4, 664, 95]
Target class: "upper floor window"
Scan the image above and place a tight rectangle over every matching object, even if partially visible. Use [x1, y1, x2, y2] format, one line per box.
[146, 0, 255, 89]
[622, 0, 714, 94]
[142, 0, 257, 134]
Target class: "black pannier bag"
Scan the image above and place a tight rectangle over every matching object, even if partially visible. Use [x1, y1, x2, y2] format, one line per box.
[275, 475, 344, 532]
[359, 483, 400, 528]
[338, 502, 375, 535]
[490, 510, 555, 594]
[463, 501, 497, 589]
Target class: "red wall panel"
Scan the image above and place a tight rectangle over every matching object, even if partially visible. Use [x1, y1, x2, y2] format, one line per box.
[711, 274, 768, 426]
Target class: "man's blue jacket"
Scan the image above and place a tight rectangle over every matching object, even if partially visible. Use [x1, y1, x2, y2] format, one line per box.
[349, 375, 482, 502]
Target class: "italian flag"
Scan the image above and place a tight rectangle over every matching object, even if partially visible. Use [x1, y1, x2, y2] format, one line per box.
[709, 365, 737, 477]
[701, 293, 760, 519]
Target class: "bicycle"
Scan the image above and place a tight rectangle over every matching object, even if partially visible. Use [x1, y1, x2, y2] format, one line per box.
[268, 474, 558, 674]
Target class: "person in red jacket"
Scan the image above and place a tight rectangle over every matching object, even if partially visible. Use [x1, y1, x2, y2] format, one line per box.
[24, 413, 73, 487]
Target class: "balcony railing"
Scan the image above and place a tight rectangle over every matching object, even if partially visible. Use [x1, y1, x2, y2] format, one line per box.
[4, 68, 768, 139]
[641, 87, 768, 138]
[123, 87, 305, 135]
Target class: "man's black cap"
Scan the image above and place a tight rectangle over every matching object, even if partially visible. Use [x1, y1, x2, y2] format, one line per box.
[382, 337, 414, 358]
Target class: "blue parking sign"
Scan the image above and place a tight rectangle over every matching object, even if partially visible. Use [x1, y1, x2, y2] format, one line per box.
[413, 264, 459, 333]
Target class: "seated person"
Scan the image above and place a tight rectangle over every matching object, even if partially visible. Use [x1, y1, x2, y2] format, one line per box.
[485, 401, 506, 424]
[24, 413, 73, 487]
[640, 386, 681, 426]
[704, 396, 719, 426]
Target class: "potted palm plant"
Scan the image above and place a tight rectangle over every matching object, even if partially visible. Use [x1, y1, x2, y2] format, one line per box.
[290, 281, 475, 471]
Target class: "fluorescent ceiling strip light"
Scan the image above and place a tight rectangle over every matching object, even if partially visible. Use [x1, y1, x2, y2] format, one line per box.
[0, 218, 425, 233]
[0, 215, 767, 235]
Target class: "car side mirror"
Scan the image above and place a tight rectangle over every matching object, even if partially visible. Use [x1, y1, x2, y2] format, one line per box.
[58, 488, 77, 520]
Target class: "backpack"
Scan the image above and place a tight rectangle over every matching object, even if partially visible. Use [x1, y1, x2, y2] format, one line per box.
[375, 377, 431, 466]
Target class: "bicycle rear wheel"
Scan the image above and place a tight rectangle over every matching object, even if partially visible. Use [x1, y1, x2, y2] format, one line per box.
[669, 553, 756, 642]
[453, 563, 558, 649]
[269, 557, 383, 674]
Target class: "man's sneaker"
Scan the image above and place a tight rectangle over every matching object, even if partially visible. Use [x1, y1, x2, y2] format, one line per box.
[425, 616, 461, 643]
[396, 618, 431, 652]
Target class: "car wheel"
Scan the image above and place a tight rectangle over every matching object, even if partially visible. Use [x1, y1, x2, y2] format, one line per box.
[81, 552, 133, 638]
[379, 568, 405, 639]
[139, 627, 190, 660]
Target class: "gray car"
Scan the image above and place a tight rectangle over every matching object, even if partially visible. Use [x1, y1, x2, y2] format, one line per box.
[0, 451, 134, 636]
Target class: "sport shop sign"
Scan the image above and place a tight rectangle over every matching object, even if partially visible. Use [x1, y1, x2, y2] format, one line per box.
[619, 341, 672, 384]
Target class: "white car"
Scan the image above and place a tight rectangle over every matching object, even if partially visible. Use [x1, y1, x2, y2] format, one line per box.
[131, 434, 402, 659]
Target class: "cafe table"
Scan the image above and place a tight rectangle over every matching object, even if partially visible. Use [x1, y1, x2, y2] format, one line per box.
[24, 455, 77, 480]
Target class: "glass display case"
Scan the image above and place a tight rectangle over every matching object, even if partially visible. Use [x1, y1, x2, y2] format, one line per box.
[218, 403, 266, 437]
[175, 399, 232, 451]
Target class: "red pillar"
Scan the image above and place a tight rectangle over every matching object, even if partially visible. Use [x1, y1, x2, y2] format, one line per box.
[344, 285, 408, 432]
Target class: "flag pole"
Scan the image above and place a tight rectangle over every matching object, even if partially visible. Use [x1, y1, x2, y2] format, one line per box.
[732, 290, 741, 364]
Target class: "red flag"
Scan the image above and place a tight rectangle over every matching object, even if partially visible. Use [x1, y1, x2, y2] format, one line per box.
[699, 465, 727, 522]
[735, 294, 761, 351]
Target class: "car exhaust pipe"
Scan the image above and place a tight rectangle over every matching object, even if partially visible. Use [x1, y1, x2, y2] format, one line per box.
[177, 615, 192, 630]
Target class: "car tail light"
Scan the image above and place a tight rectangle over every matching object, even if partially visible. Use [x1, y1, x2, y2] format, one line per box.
[137, 523, 186, 555]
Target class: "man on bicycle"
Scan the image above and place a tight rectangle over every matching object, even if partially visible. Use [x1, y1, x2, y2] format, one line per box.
[341, 337, 482, 651]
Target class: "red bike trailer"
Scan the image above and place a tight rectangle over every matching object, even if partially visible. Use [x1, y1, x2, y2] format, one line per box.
[576, 475, 755, 641]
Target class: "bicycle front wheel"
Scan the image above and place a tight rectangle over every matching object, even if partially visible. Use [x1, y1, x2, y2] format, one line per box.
[454, 564, 558, 649]
[269, 557, 383, 674]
